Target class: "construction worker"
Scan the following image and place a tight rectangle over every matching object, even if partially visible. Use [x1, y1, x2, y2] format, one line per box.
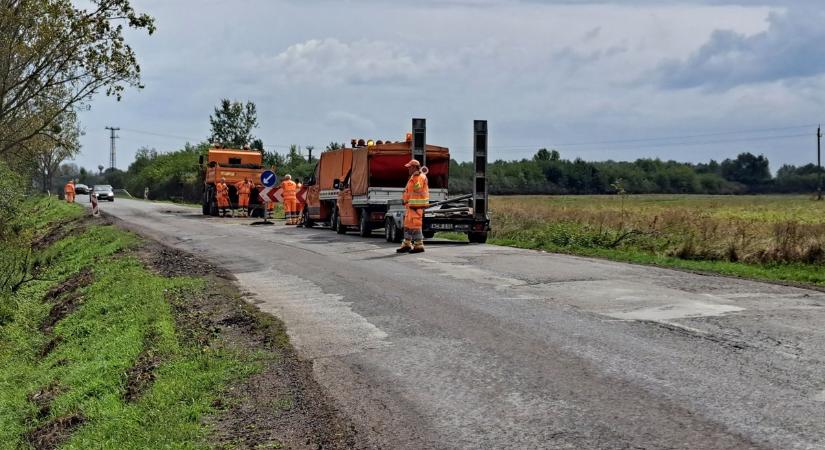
[397, 160, 429, 254]
[235, 177, 254, 217]
[64, 180, 75, 203]
[281, 174, 298, 225]
[216, 177, 230, 217]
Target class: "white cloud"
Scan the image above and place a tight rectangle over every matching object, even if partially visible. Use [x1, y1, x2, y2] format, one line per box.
[74, 0, 821, 171]
[656, 7, 825, 89]
[272, 38, 448, 86]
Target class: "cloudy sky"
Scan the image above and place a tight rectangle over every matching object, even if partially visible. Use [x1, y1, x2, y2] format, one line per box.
[74, 0, 825, 171]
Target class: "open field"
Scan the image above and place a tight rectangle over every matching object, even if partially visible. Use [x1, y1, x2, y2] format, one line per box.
[443, 195, 825, 286]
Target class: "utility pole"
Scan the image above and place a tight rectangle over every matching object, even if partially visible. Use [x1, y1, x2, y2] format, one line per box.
[818, 126, 822, 201]
[306, 145, 314, 162]
[105, 126, 120, 170]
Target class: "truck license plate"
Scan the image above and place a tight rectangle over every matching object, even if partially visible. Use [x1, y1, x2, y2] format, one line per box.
[431, 223, 453, 230]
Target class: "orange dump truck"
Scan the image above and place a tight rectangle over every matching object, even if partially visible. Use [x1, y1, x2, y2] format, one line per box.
[302, 121, 490, 243]
[303, 141, 451, 235]
[304, 141, 452, 235]
[199, 147, 264, 216]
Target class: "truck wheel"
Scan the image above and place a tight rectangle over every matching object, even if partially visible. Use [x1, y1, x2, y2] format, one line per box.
[389, 219, 403, 243]
[202, 193, 210, 215]
[423, 231, 435, 239]
[468, 232, 488, 244]
[330, 208, 338, 231]
[336, 213, 347, 234]
[384, 218, 394, 242]
[302, 207, 314, 228]
[358, 209, 371, 237]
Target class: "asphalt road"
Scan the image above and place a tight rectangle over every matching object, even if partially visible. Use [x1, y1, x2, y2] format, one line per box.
[98, 198, 825, 449]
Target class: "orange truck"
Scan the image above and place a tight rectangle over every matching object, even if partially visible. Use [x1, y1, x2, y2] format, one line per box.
[303, 141, 450, 235]
[302, 118, 490, 242]
[199, 147, 265, 216]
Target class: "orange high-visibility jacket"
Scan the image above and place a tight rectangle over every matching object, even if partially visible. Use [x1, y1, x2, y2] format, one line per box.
[402, 171, 429, 229]
[236, 181, 252, 196]
[216, 183, 230, 207]
[64, 182, 75, 194]
[281, 180, 297, 200]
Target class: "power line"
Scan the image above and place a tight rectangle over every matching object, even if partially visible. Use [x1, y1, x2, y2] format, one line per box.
[450, 124, 816, 150]
[117, 124, 814, 155]
[119, 128, 303, 150]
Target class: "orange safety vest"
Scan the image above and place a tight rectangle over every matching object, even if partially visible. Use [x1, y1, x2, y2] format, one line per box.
[403, 171, 429, 229]
[64, 183, 75, 194]
[282, 180, 297, 200]
[236, 181, 252, 195]
[216, 183, 229, 207]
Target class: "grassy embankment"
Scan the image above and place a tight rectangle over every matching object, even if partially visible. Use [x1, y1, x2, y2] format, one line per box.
[0, 198, 269, 449]
[442, 195, 825, 286]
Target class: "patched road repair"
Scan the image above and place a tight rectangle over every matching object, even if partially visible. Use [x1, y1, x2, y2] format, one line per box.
[101, 197, 825, 449]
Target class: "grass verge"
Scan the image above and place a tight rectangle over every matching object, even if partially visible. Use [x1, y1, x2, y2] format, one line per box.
[0, 197, 355, 449]
[438, 223, 825, 288]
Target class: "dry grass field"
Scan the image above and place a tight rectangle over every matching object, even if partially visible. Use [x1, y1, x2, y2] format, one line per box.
[446, 195, 825, 285]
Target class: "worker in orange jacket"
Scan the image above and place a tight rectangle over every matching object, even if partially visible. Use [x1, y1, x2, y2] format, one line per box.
[235, 178, 254, 217]
[64, 180, 75, 203]
[397, 159, 429, 254]
[281, 174, 298, 225]
[216, 177, 230, 217]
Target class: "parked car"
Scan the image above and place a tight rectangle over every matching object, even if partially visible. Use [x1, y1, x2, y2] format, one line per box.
[91, 185, 115, 202]
[74, 183, 90, 194]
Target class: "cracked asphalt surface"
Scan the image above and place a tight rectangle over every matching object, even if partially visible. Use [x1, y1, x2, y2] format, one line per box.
[98, 198, 825, 449]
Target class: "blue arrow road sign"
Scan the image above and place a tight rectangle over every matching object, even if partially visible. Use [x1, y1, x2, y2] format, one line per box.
[261, 171, 277, 187]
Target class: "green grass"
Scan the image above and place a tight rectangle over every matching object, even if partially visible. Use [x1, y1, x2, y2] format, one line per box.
[0, 198, 260, 449]
[441, 195, 825, 287]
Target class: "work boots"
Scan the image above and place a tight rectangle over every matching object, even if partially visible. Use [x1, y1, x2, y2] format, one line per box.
[396, 240, 412, 253]
[410, 241, 425, 254]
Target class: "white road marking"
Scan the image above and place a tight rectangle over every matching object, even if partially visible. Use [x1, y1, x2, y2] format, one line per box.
[606, 301, 744, 321]
[236, 267, 390, 359]
[415, 257, 526, 290]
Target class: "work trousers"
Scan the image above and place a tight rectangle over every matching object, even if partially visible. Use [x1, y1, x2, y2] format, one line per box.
[404, 228, 423, 242]
[284, 198, 297, 224]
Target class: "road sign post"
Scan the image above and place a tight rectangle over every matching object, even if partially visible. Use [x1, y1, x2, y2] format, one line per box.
[252, 175, 278, 226]
[255, 171, 278, 224]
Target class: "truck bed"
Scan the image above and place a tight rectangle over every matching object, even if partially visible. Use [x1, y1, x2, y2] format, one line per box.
[352, 188, 448, 206]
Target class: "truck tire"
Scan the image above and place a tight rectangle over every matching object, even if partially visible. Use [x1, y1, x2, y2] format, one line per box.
[468, 232, 488, 244]
[202, 192, 210, 215]
[330, 208, 338, 232]
[301, 207, 314, 228]
[336, 213, 347, 234]
[358, 209, 371, 237]
[386, 218, 403, 243]
[384, 218, 394, 242]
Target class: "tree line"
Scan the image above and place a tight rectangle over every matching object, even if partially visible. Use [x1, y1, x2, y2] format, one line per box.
[449, 149, 824, 195]
[65, 143, 822, 204]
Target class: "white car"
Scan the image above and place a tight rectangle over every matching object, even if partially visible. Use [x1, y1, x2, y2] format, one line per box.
[91, 185, 115, 202]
